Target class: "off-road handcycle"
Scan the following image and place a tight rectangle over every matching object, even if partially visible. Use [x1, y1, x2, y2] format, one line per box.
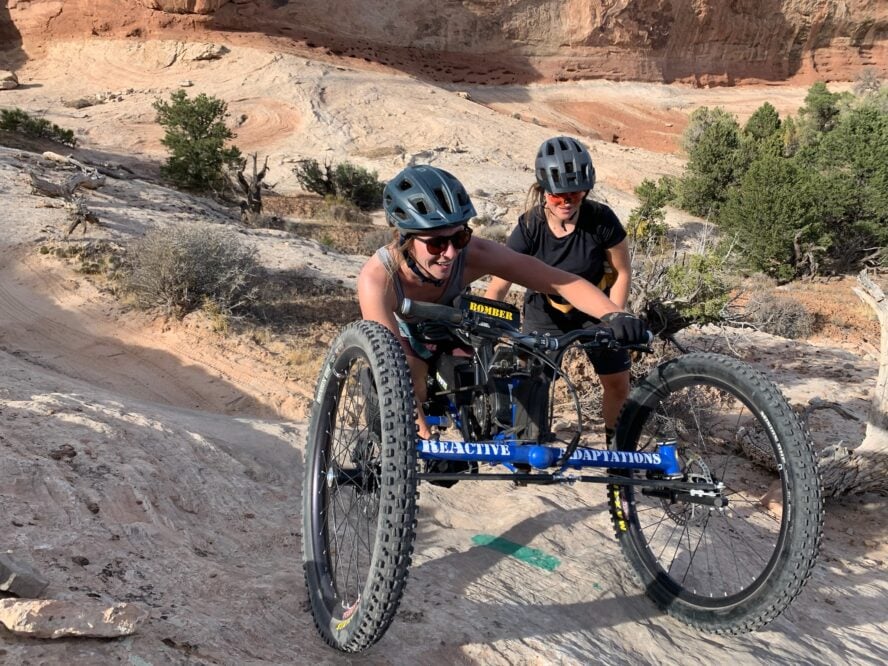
[302, 293, 823, 652]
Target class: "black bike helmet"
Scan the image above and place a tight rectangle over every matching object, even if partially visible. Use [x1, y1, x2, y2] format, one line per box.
[383, 165, 476, 231]
[534, 136, 596, 194]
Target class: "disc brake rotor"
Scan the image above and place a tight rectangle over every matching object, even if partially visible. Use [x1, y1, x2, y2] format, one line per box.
[663, 454, 714, 527]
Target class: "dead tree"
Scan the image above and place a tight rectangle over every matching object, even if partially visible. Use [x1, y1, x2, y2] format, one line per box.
[29, 157, 105, 236]
[818, 269, 888, 496]
[65, 195, 100, 235]
[236, 153, 269, 223]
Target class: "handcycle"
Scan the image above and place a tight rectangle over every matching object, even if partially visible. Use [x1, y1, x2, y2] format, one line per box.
[302, 293, 823, 652]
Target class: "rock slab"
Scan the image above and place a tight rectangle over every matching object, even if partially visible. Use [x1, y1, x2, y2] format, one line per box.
[0, 599, 148, 638]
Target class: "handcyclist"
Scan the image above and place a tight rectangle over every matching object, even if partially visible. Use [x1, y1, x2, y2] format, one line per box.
[485, 136, 632, 448]
[357, 163, 649, 440]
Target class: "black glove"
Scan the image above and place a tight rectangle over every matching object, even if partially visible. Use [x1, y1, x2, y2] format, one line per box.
[600, 312, 650, 345]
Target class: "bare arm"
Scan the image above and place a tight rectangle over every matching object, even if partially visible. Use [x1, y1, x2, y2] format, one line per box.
[357, 255, 402, 337]
[357, 255, 435, 437]
[605, 239, 632, 310]
[466, 237, 621, 318]
[484, 276, 513, 301]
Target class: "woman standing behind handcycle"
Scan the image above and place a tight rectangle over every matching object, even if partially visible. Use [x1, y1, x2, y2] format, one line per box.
[485, 136, 633, 447]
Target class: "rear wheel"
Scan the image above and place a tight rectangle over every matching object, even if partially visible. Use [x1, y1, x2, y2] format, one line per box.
[610, 352, 823, 633]
[302, 321, 418, 651]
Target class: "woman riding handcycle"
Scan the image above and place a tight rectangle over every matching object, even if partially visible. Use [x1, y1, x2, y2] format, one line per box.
[302, 165, 823, 653]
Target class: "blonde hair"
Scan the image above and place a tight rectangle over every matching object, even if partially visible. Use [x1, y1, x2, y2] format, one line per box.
[523, 183, 546, 218]
[381, 232, 413, 277]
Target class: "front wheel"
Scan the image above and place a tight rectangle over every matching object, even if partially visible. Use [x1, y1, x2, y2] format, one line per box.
[302, 321, 418, 652]
[610, 352, 823, 634]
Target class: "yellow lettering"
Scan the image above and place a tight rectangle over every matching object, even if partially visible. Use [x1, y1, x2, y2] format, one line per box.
[467, 301, 514, 321]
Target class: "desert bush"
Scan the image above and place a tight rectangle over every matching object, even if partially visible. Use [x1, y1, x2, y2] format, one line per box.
[630, 226, 735, 338]
[358, 228, 396, 255]
[153, 90, 243, 191]
[853, 68, 882, 97]
[293, 159, 384, 211]
[0, 108, 76, 146]
[123, 224, 262, 317]
[473, 223, 510, 243]
[743, 292, 815, 339]
[318, 196, 371, 225]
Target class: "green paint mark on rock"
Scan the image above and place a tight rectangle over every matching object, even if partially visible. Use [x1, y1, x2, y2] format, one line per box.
[471, 534, 560, 571]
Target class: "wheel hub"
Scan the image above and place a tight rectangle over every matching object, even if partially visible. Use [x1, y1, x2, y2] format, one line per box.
[663, 455, 715, 527]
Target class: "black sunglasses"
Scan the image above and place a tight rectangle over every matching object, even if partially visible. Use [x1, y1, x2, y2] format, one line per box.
[411, 227, 473, 255]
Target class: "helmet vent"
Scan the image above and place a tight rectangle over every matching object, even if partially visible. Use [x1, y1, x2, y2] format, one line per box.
[398, 178, 413, 191]
[433, 187, 453, 214]
[414, 198, 429, 215]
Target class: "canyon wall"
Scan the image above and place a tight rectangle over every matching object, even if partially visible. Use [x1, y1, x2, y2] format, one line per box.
[2, 0, 886, 84]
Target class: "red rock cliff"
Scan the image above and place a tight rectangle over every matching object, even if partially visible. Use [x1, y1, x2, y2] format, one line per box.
[2, 0, 886, 85]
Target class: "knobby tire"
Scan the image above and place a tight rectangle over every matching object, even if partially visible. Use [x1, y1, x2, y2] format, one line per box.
[302, 321, 418, 651]
[609, 352, 823, 633]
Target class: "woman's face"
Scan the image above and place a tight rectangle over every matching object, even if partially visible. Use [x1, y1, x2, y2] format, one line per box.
[545, 190, 586, 222]
[408, 225, 472, 283]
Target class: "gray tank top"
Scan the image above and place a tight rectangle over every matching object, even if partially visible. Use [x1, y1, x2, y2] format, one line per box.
[375, 245, 469, 322]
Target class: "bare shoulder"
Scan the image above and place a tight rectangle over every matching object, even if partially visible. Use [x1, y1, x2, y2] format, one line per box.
[358, 251, 387, 283]
[357, 251, 398, 315]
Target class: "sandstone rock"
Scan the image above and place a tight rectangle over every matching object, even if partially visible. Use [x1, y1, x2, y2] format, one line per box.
[0, 71, 18, 90]
[7, 2, 888, 84]
[0, 553, 49, 598]
[138, 0, 230, 14]
[183, 43, 229, 61]
[0, 599, 148, 638]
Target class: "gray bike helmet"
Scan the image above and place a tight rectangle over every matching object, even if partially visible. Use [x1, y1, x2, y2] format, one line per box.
[535, 136, 596, 194]
[383, 165, 476, 231]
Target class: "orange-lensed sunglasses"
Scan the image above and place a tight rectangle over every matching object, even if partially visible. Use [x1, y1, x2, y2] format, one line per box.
[412, 227, 473, 255]
[545, 191, 585, 204]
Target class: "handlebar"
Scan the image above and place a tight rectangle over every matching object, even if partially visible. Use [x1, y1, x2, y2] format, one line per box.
[399, 298, 653, 352]
[400, 298, 465, 325]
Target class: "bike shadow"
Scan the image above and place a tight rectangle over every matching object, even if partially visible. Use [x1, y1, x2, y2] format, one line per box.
[402, 497, 659, 645]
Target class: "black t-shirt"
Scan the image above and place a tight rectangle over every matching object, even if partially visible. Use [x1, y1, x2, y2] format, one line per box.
[506, 200, 626, 325]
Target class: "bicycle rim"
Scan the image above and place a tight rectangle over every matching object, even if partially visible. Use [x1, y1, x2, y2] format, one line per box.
[611, 353, 822, 632]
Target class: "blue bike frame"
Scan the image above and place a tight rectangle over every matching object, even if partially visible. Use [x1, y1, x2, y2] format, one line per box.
[417, 436, 681, 475]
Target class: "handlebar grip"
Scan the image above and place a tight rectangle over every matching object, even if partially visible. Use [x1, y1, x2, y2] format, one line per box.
[399, 298, 464, 324]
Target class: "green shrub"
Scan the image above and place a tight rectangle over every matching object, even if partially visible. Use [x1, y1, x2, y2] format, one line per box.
[743, 102, 781, 141]
[153, 90, 242, 191]
[293, 159, 383, 211]
[0, 108, 77, 146]
[665, 252, 732, 324]
[123, 224, 261, 317]
[677, 107, 742, 217]
[627, 177, 673, 244]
